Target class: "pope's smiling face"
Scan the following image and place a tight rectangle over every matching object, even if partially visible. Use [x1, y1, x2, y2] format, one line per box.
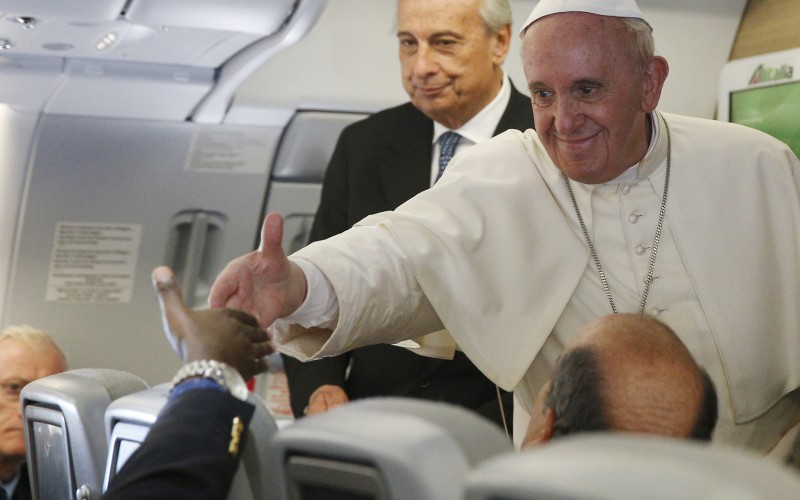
[522, 13, 666, 184]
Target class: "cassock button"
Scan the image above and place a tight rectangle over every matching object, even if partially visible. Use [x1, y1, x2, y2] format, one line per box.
[418, 375, 431, 389]
[628, 212, 645, 224]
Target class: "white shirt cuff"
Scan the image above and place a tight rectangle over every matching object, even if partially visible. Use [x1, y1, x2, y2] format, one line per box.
[278, 257, 339, 330]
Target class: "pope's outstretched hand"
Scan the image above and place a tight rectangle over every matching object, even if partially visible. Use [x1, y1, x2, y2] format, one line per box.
[209, 213, 308, 329]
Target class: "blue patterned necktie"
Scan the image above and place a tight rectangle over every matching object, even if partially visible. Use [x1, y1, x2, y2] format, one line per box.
[436, 131, 462, 182]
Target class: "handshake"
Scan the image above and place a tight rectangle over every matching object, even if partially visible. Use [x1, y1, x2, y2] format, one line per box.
[151, 265, 273, 382]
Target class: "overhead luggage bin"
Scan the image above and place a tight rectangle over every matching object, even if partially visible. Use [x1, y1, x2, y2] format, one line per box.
[0, 0, 326, 121]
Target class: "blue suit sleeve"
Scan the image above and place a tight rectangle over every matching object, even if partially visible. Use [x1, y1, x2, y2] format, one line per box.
[103, 389, 255, 500]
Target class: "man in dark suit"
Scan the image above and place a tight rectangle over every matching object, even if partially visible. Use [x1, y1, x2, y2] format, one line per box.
[0, 326, 67, 500]
[282, 0, 533, 432]
[104, 266, 271, 500]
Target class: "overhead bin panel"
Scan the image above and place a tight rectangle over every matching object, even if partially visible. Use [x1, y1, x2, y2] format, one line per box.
[125, 0, 298, 35]
[0, 0, 126, 22]
[0, 0, 327, 121]
[0, 9, 272, 67]
[43, 59, 215, 121]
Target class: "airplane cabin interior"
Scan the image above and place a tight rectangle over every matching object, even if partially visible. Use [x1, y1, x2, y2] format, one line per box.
[3, 0, 800, 498]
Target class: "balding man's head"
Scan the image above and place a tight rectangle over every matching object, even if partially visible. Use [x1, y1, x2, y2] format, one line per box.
[524, 314, 717, 447]
[0, 325, 67, 479]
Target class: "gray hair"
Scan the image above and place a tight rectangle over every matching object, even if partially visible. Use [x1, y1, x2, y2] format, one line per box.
[520, 15, 655, 71]
[0, 324, 68, 368]
[546, 346, 609, 438]
[480, 0, 513, 33]
[395, 0, 512, 34]
[622, 17, 655, 71]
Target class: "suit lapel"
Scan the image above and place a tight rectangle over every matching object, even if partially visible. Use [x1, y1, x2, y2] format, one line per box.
[494, 86, 534, 136]
[12, 464, 31, 500]
[377, 87, 532, 210]
[378, 108, 433, 209]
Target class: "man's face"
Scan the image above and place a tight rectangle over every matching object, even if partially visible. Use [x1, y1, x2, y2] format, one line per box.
[397, 0, 509, 129]
[522, 13, 660, 184]
[0, 339, 65, 461]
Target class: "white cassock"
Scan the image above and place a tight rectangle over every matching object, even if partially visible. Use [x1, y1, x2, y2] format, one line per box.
[275, 111, 800, 455]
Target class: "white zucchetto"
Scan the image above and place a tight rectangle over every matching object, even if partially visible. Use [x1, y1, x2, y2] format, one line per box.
[520, 0, 650, 35]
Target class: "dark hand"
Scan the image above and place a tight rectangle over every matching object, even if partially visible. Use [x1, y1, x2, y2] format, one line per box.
[152, 266, 273, 380]
[208, 213, 308, 328]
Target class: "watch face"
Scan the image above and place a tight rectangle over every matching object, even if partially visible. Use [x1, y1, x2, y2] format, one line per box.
[219, 363, 249, 401]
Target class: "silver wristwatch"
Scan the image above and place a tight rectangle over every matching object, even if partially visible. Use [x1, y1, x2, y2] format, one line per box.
[171, 359, 249, 401]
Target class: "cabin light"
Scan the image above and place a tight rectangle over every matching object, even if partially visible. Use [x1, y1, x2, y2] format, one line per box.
[95, 32, 118, 51]
[14, 17, 38, 29]
[0, 39, 12, 50]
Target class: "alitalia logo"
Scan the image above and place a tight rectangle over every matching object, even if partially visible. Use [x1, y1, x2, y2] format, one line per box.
[749, 63, 793, 85]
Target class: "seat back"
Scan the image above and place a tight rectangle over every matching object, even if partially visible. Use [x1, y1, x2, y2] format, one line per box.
[103, 384, 279, 499]
[20, 368, 148, 500]
[264, 397, 513, 500]
[464, 433, 800, 500]
[102, 383, 171, 489]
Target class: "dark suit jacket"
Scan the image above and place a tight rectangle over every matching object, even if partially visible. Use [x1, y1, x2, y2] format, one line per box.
[10, 464, 31, 500]
[103, 390, 254, 500]
[283, 85, 533, 430]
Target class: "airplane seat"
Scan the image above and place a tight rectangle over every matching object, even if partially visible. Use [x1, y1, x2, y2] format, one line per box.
[20, 368, 149, 500]
[103, 383, 279, 499]
[102, 383, 171, 490]
[263, 397, 513, 500]
[228, 390, 281, 499]
[463, 433, 800, 500]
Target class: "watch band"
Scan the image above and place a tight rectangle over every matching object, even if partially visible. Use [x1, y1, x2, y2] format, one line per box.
[171, 359, 248, 401]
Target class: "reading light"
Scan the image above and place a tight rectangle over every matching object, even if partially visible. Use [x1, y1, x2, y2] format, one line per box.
[15, 17, 38, 29]
[96, 32, 118, 51]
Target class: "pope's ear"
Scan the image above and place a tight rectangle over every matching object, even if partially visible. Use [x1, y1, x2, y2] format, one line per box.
[641, 55, 669, 113]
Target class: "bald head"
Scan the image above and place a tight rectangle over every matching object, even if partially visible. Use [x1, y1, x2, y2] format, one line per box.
[575, 314, 713, 436]
[524, 314, 717, 447]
